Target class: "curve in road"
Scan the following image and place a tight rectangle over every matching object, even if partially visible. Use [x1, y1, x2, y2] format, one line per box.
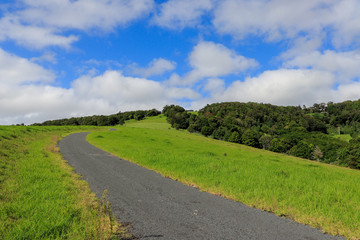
[59, 132, 344, 240]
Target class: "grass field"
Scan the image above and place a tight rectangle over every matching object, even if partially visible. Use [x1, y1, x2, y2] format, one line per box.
[88, 116, 360, 240]
[0, 125, 131, 239]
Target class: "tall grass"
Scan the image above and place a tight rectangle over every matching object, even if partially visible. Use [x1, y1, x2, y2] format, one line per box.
[88, 116, 360, 240]
[0, 126, 131, 239]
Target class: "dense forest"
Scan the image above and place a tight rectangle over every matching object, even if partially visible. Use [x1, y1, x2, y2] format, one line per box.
[36, 100, 360, 169]
[163, 100, 360, 169]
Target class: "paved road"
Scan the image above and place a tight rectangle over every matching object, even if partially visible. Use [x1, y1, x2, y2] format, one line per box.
[59, 132, 344, 240]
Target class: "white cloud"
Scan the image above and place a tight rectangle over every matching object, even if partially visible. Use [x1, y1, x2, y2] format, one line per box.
[0, 0, 154, 48]
[166, 87, 201, 100]
[152, 0, 213, 29]
[0, 17, 78, 49]
[0, 51, 198, 124]
[213, 0, 360, 47]
[71, 70, 200, 108]
[335, 81, 360, 102]
[193, 68, 360, 108]
[182, 41, 257, 85]
[280, 36, 323, 59]
[0, 48, 55, 85]
[329, 0, 360, 47]
[166, 73, 182, 86]
[203, 78, 225, 94]
[72, 71, 167, 106]
[31, 52, 57, 64]
[285, 50, 360, 81]
[129, 58, 176, 77]
[19, 0, 154, 31]
[207, 69, 337, 106]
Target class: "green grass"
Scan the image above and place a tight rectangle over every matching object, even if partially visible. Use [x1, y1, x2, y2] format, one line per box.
[332, 134, 352, 142]
[0, 125, 131, 239]
[88, 117, 360, 240]
[124, 114, 169, 130]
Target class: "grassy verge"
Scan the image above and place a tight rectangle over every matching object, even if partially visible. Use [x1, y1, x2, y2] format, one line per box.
[88, 116, 360, 240]
[0, 125, 132, 239]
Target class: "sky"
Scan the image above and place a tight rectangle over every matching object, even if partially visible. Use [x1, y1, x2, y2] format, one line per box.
[0, 0, 360, 125]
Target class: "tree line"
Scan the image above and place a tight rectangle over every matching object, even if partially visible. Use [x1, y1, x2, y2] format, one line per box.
[163, 100, 360, 169]
[33, 109, 161, 126]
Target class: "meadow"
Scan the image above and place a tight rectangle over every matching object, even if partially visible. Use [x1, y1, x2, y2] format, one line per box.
[88, 116, 360, 240]
[0, 125, 131, 239]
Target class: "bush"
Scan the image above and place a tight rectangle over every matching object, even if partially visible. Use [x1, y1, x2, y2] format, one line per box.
[228, 131, 241, 143]
[289, 141, 315, 159]
[259, 134, 272, 150]
[241, 129, 260, 148]
[201, 126, 213, 137]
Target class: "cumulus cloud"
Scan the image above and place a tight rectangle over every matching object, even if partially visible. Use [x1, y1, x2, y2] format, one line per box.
[335, 82, 360, 102]
[71, 70, 200, 109]
[19, 0, 154, 31]
[152, 0, 213, 29]
[0, 0, 154, 48]
[193, 68, 360, 108]
[0, 48, 55, 85]
[72, 71, 167, 106]
[204, 78, 225, 93]
[0, 17, 78, 49]
[0, 50, 199, 124]
[198, 69, 336, 106]
[213, 0, 360, 46]
[181, 41, 257, 85]
[129, 58, 176, 77]
[284, 50, 360, 81]
[330, 0, 360, 47]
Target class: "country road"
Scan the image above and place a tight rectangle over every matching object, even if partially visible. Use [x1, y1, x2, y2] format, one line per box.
[59, 132, 344, 240]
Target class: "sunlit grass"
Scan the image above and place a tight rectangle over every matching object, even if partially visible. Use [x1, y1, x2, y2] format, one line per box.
[88, 117, 360, 240]
[332, 134, 352, 142]
[0, 125, 131, 239]
[124, 114, 169, 130]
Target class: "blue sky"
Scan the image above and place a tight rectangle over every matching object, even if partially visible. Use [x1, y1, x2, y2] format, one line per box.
[0, 0, 360, 124]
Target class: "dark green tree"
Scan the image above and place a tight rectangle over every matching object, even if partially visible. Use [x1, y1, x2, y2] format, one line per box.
[201, 126, 213, 137]
[241, 129, 260, 148]
[228, 131, 241, 143]
[289, 141, 315, 159]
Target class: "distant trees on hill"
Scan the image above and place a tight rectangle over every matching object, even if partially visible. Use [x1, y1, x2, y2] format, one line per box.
[34, 109, 161, 126]
[163, 100, 360, 170]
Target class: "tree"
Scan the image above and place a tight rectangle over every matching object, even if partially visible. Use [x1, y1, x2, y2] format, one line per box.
[270, 137, 293, 153]
[259, 134, 272, 150]
[162, 105, 185, 117]
[146, 108, 161, 117]
[289, 141, 315, 159]
[228, 131, 241, 143]
[134, 110, 146, 121]
[201, 126, 213, 137]
[213, 127, 227, 140]
[312, 145, 323, 161]
[241, 129, 260, 148]
[345, 137, 360, 169]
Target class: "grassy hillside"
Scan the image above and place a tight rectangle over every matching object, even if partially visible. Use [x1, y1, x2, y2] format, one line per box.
[0, 126, 131, 239]
[88, 116, 360, 240]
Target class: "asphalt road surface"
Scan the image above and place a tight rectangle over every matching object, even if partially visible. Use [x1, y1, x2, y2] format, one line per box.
[59, 132, 344, 240]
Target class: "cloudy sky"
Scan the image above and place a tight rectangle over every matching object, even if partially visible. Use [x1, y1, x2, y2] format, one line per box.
[0, 0, 360, 124]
